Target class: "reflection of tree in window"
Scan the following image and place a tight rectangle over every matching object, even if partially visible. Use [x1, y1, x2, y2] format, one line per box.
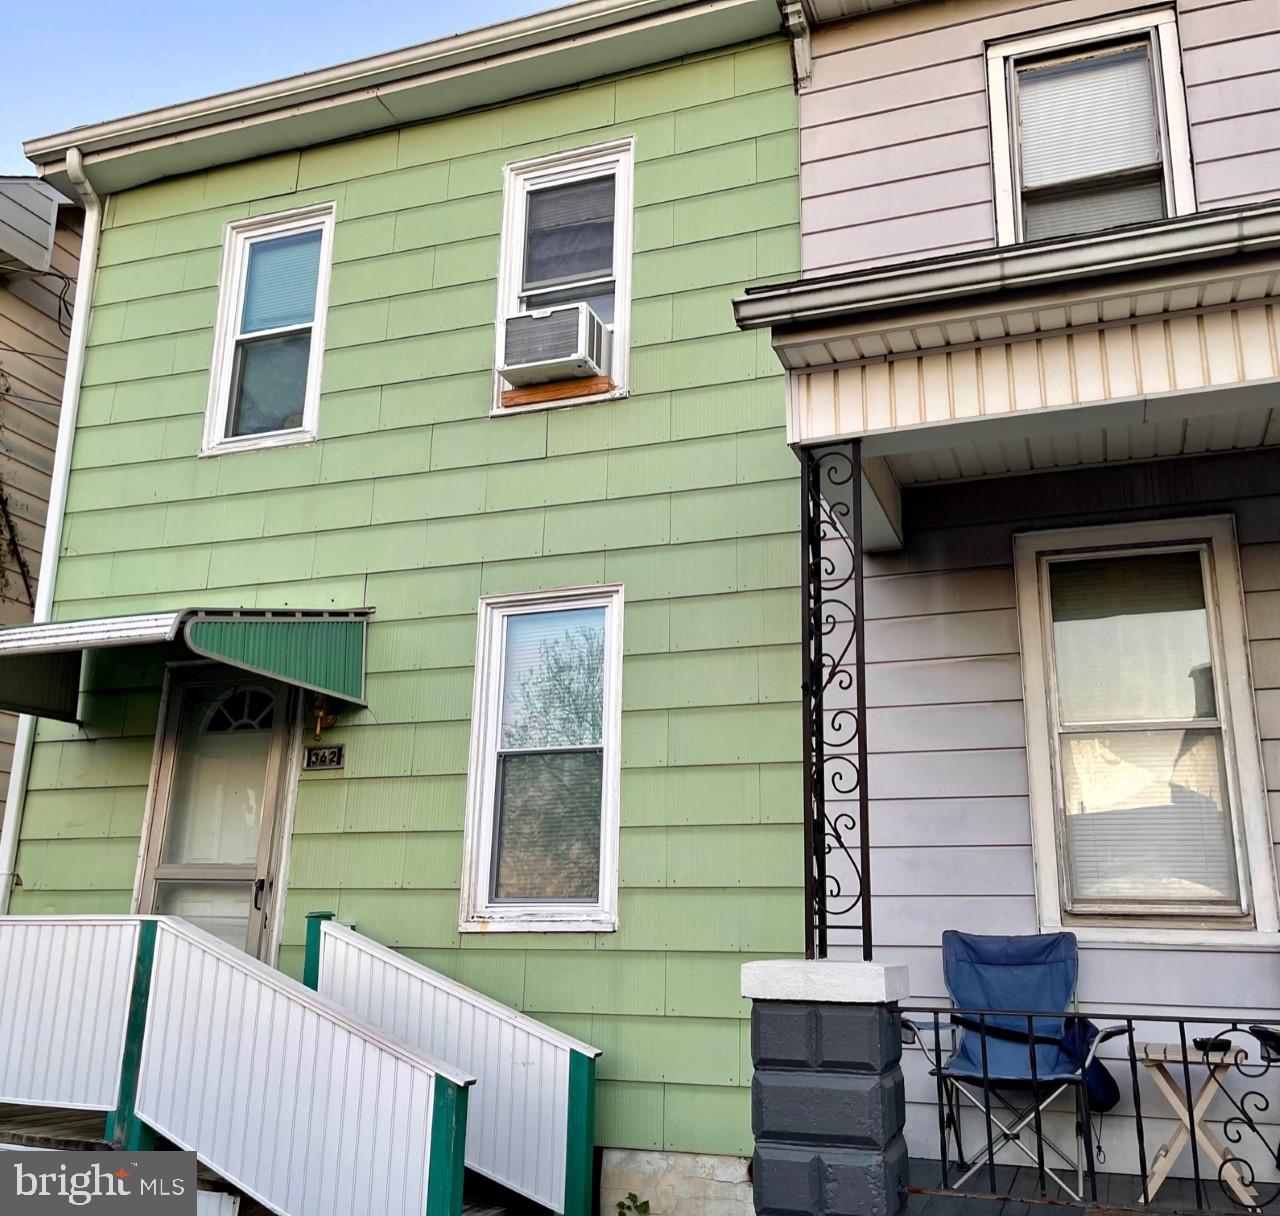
[503, 624, 603, 748]
[494, 614, 605, 903]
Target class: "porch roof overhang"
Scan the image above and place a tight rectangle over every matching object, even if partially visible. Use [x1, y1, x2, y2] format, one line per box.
[734, 202, 1280, 348]
[731, 203, 1280, 499]
[0, 608, 372, 723]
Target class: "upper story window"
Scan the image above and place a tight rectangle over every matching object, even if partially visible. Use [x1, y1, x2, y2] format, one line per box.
[988, 12, 1196, 245]
[1015, 518, 1279, 941]
[493, 139, 634, 414]
[460, 586, 624, 933]
[203, 203, 336, 455]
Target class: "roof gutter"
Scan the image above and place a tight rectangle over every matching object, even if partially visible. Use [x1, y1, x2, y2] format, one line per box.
[24, 0, 745, 168]
[0, 147, 101, 914]
[733, 201, 1280, 333]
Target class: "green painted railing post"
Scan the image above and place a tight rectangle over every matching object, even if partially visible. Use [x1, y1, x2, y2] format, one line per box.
[425, 1076, 470, 1216]
[303, 910, 336, 990]
[563, 1050, 598, 1216]
[105, 919, 157, 1151]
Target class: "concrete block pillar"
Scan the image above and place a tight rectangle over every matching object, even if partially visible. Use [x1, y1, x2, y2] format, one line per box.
[742, 960, 911, 1216]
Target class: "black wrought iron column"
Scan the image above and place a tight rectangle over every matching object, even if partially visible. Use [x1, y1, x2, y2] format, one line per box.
[799, 439, 871, 961]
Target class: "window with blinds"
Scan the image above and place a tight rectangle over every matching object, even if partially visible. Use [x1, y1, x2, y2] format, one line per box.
[1044, 548, 1245, 913]
[462, 586, 624, 931]
[1013, 41, 1168, 241]
[204, 204, 335, 454]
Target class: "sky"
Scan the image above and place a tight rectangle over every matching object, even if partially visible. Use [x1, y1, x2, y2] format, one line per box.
[2, 0, 557, 175]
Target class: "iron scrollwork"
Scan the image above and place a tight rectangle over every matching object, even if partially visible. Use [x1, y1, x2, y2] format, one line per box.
[801, 441, 871, 960]
[1193, 1025, 1280, 1210]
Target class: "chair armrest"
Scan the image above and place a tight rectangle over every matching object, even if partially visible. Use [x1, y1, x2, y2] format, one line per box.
[1096, 1024, 1132, 1044]
[1082, 1023, 1133, 1067]
[902, 1017, 954, 1042]
[901, 1017, 958, 1069]
[1248, 1024, 1280, 1062]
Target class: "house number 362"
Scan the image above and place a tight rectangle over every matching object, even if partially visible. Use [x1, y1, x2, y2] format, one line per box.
[304, 744, 345, 771]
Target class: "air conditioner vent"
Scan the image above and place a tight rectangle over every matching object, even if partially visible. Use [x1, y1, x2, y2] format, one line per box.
[500, 303, 610, 388]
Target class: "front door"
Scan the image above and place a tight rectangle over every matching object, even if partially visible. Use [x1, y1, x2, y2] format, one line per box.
[138, 672, 294, 959]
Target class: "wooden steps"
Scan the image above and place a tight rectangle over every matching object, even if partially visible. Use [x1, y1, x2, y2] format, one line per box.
[0, 1105, 264, 1213]
[0, 1105, 522, 1215]
[0, 1103, 108, 1151]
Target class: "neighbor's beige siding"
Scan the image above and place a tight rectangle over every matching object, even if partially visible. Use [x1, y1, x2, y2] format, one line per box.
[801, 0, 1280, 274]
[0, 206, 79, 820]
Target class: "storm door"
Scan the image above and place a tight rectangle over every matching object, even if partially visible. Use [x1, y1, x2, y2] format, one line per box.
[138, 672, 294, 959]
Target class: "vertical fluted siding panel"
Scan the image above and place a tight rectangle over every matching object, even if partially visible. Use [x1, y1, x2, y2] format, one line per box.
[0, 918, 136, 1109]
[135, 921, 435, 1216]
[318, 923, 585, 1213]
[793, 301, 1280, 450]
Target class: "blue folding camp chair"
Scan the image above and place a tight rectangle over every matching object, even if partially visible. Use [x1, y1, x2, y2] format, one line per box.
[906, 930, 1125, 1201]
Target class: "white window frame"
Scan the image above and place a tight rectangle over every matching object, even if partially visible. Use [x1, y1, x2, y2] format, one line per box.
[492, 138, 635, 416]
[460, 584, 625, 933]
[202, 202, 336, 456]
[987, 11, 1196, 246]
[1015, 517, 1279, 946]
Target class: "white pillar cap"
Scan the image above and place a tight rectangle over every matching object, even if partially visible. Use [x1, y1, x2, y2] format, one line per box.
[741, 959, 909, 1004]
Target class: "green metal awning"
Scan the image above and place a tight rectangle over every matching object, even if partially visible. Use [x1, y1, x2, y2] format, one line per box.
[0, 608, 372, 722]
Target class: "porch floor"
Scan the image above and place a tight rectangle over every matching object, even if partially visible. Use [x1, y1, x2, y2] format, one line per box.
[908, 1158, 1259, 1216]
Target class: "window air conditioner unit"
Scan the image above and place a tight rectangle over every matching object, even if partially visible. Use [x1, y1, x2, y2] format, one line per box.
[499, 302, 609, 388]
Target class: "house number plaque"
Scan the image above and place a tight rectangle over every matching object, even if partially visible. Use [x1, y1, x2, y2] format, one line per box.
[304, 743, 345, 771]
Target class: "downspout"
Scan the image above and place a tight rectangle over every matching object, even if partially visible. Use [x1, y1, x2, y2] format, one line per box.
[0, 147, 101, 913]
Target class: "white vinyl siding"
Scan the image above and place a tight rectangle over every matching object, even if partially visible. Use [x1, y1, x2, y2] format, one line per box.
[460, 586, 624, 933]
[203, 204, 335, 455]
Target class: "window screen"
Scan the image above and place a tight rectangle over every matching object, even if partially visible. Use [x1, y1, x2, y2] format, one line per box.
[1047, 550, 1242, 909]
[1016, 44, 1166, 241]
[523, 177, 615, 291]
[519, 175, 618, 325]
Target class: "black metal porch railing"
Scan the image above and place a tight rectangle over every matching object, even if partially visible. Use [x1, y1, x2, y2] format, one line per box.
[800, 439, 871, 961]
[900, 1006, 1280, 1213]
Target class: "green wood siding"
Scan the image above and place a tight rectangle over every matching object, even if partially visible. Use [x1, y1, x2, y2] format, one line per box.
[15, 38, 802, 1156]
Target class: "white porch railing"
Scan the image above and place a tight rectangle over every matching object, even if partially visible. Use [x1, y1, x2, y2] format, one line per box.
[314, 916, 601, 1216]
[135, 918, 474, 1216]
[0, 916, 138, 1110]
[0, 916, 475, 1216]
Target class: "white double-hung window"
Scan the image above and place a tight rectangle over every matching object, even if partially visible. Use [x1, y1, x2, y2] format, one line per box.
[461, 586, 624, 932]
[493, 139, 634, 412]
[204, 203, 336, 454]
[1016, 519, 1278, 939]
[988, 12, 1195, 244]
